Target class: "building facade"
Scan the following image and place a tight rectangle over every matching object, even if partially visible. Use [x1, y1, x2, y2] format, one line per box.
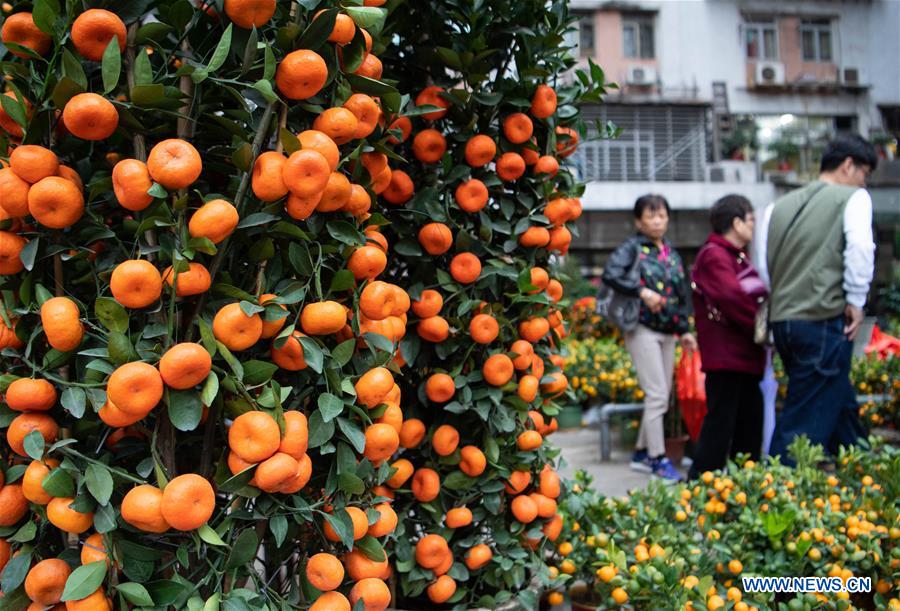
[567, 0, 900, 282]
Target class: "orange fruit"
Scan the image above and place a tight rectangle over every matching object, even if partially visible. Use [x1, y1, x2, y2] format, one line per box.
[283, 149, 331, 197]
[24, 558, 71, 605]
[0, 484, 28, 526]
[399, 418, 426, 449]
[6, 377, 56, 411]
[0, 91, 31, 139]
[415, 86, 449, 121]
[556, 126, 579, 157]
[71, 9, 126, 61]
[313, 107, 359, 145]
[162, 262, 212, 297]
[425, 373, 455, 403]
[517, 430, 543, 451]
[540, 466, 561, 498]
[0, 167, 30, 217]
[10, 144, 58, 184]
[22, 458, 59, 505]
[62, 588, 111, 611]
[0, 230, 26, 274]
[348, 244, 387, 280]
[483, 353, 514, 386]
[464, 135, 496, 167]
[188, 198, 239, 244]
[359, 280, 398, 321]
[544, 197, 572, 225]
[80, 533, 108, 567]
[343, 548, 389, 581]
[279, 410, 309, 459]
[62, 93, 118, 140]
[530, 84, 557, 118]
[427, 575, 457, 604]
[259, 293, 289, 338]
[386, 458, 414, 488]
[548, 225, 572, 254]
[285, 192, 320, 220]
[431, 424, 459, 456]
[316, 171, 352, 212]
[342, 94, 379, 139]
[519, 317, 550, 342]
[510, 339, 534, 369]
[306, 553, 345, 591]
[110, 259, 162, 309]
[252, 151, 289, 202]
[298, 130, 340, 171]
[276, 453, 312, 494]
[112, 159, 154, 211]
[446, 507, 473, 528]
[415, 534, 450, 568]
[412, 289, 443, 318]
[224, 0, 276, 29]
[367, 502, 398, 538]
[496, 151, 525, 181]
[159, 342, 211, 389]
[411, 468, 440, 502]
[27, 176, 85, 228]
[518, 225, 551, 248]
[310, 591, 351, 611]
[324, 506, 368, 542]
[106, 361, 163, 416]
[464, 543, 492, 570]
[455, 178, 488, 213]
[386, 116, 412, 143]
[276, 49, 328, 100]
[325, 12, 356, 44]
[213, 302, 263, 351]
[47, 497, 94, 533]
[511, 494, 538, 523]
[349, 578, 391, 611]
[271, 330, 308, 371]
[147, 139, 202, 189]
[449, 252, 481, 284]
[543, 513, 563, 541]
[160, 473, 215, 531]
[1, 12, 51, 58]
[417, 222, 453, 255]
[7, 412, 58, 456]
[417, 316, 449, 342]
[517, 374, 539, 403]
[229, 410, 280, 462]
[469, 313, 499, 344]
[503, 113, 533, 144]
[364, 423, 400, 464]
[255, 452, 299, 492]
[533, 155, 559, 177]
[121, 484, 170, 533]
[343, 182, 371, 217]
[459, 446, 486, 477]
[381, 169, 414, 205]
[412, 128, 446, 163]
[355, 367, 394, 408]
[301, 300, 346, 335]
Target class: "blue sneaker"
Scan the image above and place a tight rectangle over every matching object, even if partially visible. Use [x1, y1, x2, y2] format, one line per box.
[629, 449, 652, 473]
[650, 456, 684, 482]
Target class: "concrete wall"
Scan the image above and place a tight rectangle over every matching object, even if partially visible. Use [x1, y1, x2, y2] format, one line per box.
[581, 180, 778, 211]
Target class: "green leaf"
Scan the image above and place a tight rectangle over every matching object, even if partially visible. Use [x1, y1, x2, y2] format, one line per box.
[269, 515, 288, 547]
[346, 74, 397, 96]
[0, 93, 27, 129]
[32, 0, 60, 36]
[252, 79, 278, 103]
[201, 373, 219, 407]
[8, 521, 36, 543]
[51, 76, 86, 109]
[147, 182, 168, 198]
[218, 466, 255, 494]
[326, 221, 365, 246]
[329, 269, 355, 292]
[242, 360, 278, 385]
[61, 561, 107, 602]
[117, 582, 155, 607]
[240, 27, 259, 78]
[337, 417, 366, 454]
[225, 529, 258, 569]
[341, 27, 368, 73]
[167, 390, 203, 432]
[298, 336, 323, 373]
[338, 471, 365, 495]
[199, 317, 217, 356]
[198, 524, 227, 547]
[61, 49, 88, 89]
[23, 430, 44, 461]
[133, 48, 153, 85]
[85, 464, 114, 506]
[331, 339, 355, 367]
[236, 212, 278, 229]
[0, 551, 31, 593]
[102, 39, 122, 94]
[231, 142, 252, 172]
[18, 238, 39, 272]
[318, 393, 344, 422]
[323, 510, 354, 550]
[107, 331, 138, 365]
[95, 297, 129, 333]
[307, 410, 335, 448]
[208, 23, 233, 73]
[263, 46, 276, 81]
[61, 387, 86, 418]
[297, 9, 337, 49]
[356, 535, 387, 562]
[345, 6, 387, 35]
[42, 468, 75, 498]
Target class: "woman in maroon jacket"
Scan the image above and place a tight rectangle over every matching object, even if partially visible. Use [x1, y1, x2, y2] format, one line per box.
[688, 195, 767, 479]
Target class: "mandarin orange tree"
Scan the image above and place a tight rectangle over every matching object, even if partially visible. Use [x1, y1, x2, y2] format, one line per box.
[0, 0, 607, 610]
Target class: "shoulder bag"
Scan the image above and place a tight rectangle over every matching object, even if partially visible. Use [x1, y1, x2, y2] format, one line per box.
[597, 240, 642, 332]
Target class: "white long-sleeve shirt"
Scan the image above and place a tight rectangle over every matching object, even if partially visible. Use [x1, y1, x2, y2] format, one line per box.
[755, 187, 875, 309]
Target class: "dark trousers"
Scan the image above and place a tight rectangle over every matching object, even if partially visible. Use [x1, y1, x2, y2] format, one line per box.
[768, 316, 866, 465]
[688, 371, 763, 479]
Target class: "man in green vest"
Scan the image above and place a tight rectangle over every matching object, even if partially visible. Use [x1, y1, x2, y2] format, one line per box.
[758, 134, 877, 464]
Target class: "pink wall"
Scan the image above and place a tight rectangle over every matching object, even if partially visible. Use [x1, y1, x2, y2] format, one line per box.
[778, 17, 838, 84]
[593, 11, 658, 92]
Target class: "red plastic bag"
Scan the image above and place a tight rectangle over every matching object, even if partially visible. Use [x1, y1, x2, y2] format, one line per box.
[676, 350, 707, 441]
[865, 325, 900, 359]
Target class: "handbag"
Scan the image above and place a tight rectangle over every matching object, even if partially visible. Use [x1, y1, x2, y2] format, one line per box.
[597, 240, 642, 332]
[758, 182, 828, 345]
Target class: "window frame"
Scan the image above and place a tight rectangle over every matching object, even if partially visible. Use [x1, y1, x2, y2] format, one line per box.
[743, 19, 779, 60]
[622, 15, 655, 59]
[800, 18, 834, 62]
[577, 12, 595, 57]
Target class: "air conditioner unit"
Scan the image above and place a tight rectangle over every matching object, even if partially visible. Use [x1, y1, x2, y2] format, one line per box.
[627, 65, 657, 85]
[843, 67, 860, 86]
[755, 61, 785, 86]
[706, 161, 757, 184]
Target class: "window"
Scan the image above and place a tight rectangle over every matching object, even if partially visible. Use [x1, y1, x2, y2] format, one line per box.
[801, 19, 833, 62]
[578, 13, 595, 57]
[744, 20, 778, 59]
[623, 16, 654, 59]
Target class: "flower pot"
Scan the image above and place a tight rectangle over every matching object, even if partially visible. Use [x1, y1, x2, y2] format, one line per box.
[557, 404, 583, 429]
[665, 434, 690, 464]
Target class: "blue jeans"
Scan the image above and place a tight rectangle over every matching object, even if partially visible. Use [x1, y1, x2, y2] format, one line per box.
[769, 316, 866, 464]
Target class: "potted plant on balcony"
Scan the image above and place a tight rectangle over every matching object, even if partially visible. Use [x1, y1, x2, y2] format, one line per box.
[769, 138, 800, 171]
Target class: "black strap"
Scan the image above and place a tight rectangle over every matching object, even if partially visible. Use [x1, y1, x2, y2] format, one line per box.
[769, 182, 828, 270]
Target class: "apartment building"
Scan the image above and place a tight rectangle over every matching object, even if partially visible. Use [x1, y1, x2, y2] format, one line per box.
[567, 0, 900, 275]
